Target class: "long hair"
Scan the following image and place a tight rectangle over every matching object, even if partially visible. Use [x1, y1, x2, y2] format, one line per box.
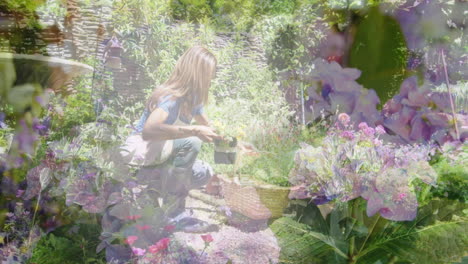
[147, 46, 217, 114]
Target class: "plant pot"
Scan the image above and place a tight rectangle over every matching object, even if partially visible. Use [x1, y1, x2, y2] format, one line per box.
[214, 151, 237, 164]
[214, 137, 238, 164]
[218, 174, 290, 220]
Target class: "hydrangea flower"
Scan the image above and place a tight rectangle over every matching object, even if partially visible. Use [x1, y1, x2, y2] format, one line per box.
[303, 59, 381, 128]
[289, 114, 438, 221]
[382, 76, 467, 144]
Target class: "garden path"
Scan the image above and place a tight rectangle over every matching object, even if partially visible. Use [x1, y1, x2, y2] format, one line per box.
[173, 189, 281, 264]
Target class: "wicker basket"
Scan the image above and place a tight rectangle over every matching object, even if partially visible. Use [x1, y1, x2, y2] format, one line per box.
[218, 174, 291, 220]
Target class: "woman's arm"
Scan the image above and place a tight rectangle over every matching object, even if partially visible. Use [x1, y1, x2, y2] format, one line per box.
[142, 108, 219, 142]
[193, 113, 211, 127]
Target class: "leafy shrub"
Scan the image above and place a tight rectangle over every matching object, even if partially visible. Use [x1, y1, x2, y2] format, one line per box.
[48, 78, 95, 141]
[431, 156, 468, 202]
[267, 23, 301, 71]
[272, 198, 468, 264]
[28, 224, 106, 264]
[169, 0, 212, 23]
[237, 127, 322, 186]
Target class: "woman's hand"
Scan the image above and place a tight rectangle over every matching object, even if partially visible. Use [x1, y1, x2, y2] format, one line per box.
[192, 125, 221, 142]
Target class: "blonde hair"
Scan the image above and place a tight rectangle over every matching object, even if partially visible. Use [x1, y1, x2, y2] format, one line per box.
[147, 46, 217, 113]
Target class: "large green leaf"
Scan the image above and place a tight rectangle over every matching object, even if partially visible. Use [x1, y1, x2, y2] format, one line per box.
[355, 220, 468, 264]
[348, 6, 408, 105]
[271, 217, 348, 264]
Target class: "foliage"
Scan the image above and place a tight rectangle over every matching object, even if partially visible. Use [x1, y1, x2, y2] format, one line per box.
[273, 198, 468, 264]
[430, 143, 468, 202]
[169, 0, 213, 23]
[206, 51, 293, 146]
[251, 2, 327, 71]
[48, 79, 96, 141]
[28, 224, 106, 264]
[434, 81, 468, 113]
[0, 0, 47, 54]
[348, 6, 408, 105]
[236, 126, 323, 186]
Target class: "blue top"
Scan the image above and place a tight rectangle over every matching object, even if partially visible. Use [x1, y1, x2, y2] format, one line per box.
[133, 95, 204, 134]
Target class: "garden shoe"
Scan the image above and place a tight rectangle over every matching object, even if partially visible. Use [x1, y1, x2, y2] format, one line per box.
[168, 208, 194, 223]
[175, 217, 219, 234]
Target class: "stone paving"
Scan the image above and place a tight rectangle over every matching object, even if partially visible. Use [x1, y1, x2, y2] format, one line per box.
[173, 189, 281, 264]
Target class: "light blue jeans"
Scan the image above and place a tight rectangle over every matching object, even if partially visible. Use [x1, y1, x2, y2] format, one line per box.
[171, 136, 211, 188]
[136, 136, 212, 216]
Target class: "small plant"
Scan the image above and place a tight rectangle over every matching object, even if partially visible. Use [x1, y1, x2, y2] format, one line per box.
[28, 224, 106, 264]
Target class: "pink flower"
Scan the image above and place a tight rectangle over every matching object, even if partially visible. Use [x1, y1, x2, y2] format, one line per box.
[136, 225, 151, 231]
[358, 122, 369, 130]
[126, 215, 142, 221]
[373, 138, 383, 146]
[16, 189, 25, 198]
[394, 193, 407, 202]
[163, 225, 176, 232]
[131, 247, 146, 256]
[375, 125, 386, 135]
[125, 236, 138, 245]
[340, 130, 355, 140]
[338, 113, 351, 125]
[201, 234, 214, 243]
[363, 127, 375, 137]
[149, 238, 171, 254]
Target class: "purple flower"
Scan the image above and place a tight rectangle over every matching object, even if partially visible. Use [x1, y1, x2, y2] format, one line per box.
[373, 138, 383, 146]
[14, 120, 39, 154]
[32, 117, 50, 136]
[35, 95, 46, 107]
[131, 247, 146, 256]
[303, 59, 381, 126]
[340, 130, 355, 140]
[0, 112, 7, 129]
[358, 122, 369, 130]
[82, 172, 97, 180]
[338, 113, 351, 125]
[375, 125, 386, 135]
[16, 189, 25, 198]
[363, 127, 375, 137]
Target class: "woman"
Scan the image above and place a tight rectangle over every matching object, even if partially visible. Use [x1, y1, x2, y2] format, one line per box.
[134, 46, 221, 218]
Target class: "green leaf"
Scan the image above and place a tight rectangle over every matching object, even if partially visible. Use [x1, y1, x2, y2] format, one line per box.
[349, 6, 408, 105]
[271, 217, 348, 263]
[355, 220, 468, 264]
[414, 220, 468, 264]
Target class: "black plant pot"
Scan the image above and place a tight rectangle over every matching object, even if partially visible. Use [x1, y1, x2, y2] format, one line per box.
[214, 137, 238, 164]
[214, 151, 237, 164]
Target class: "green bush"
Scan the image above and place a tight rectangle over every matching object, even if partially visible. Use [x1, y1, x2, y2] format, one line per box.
[48, 78, 95, 141]
[431, 158, 468, 202]
[267, 23, 302, 71]
[169, 0, 213, 22]
[29, 224, 106, 264]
